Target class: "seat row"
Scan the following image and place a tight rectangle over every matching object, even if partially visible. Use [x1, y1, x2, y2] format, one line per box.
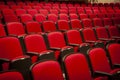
[0, 19, 120, 37]
[1, 11, 120, 24]
[0, 6, 120, 15]
[0, 1, 120, 8]
[0, 35, 120, 80]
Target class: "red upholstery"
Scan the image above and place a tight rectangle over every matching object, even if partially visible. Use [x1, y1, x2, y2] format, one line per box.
[4, 15, 19, 23]
[0, 71, 24, 80]
[43, 6, 51, 12]
[48, 32, 66, 48]
[88, 48, 120, 74]
[93, 10, 100, 14]
[112, 17, 120, 26]
[33, 6, 42, 11]
[49, 9, 58, 15]
[103, 18, 113, 26]
[93, 18, 104, 27]
[59, 14, 69, 21]
[95, 27, 109, 39]
[59, 9, 68, 14]
[2, 9, 15, 16]
[0, 37, 25, 60]
[47, 14, 58, 22]
[79, 13, 88, 19]
[25, 21, 42, 34]
[15, 9, 27, 16]
[106, 13, 114, 18]
[69, 14, 79, 20]
[65, 30, 87, 52]
[88, 14, 97, 19]
[27, 9, 38, 16]
[82, 18, 93, 28]
[22, 6, 32, 10]
[86, 10, 93, 14]
[39, 9, 48, 16]
[107, 26, 120, 37]
[0, 24, 6, 37]
[57, 20, 70, 31]
[35, 14, 46, 23]
[107, 43, 120, 65]
[66, 30, 83, 44]
[82, 28, 97, 41]
[64, 53, 105, 80]
[69, 9, 76, 14]
[31, 60, 64, 80]
[70, 19, 82, 29]
[24, 34, 54, 62]
[42, 21, 57, 32]
[47, 32, 72, 59]
[20, 14, 33, 23]
[97, 13, 106, 18]
[7, 22, 25, 36]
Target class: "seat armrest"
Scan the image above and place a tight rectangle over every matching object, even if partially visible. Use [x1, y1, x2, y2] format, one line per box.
[112, 36, 120, 39]
[50, 47, 61, 50]
[68, 43, 79, 46]
[0, 58, 10, 63]
[114, 64, 120, 68]
[59, 30, 67, 32]
[99, 38, 113, 41]
[26, 52, 39, 57]
[94, 71, 112, 77]
[86, 40, 96, 43]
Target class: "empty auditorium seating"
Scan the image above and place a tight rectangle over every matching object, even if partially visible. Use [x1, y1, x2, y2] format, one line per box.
[30, 60, 64, 80]
[81, 28, 104, 47]
[0, 36, 32, 80]
[103, 18, 113, 26]
[20, 14, 33, 23]
[47, 31, 74, 60]
[70, 19, 83, 29]
[63, 53, 107, 80]
[65, 29, 90, 53]
[49, 9, 59, 15]
[47, 14, 58, 22]
[2, 9, 15, 16]
[0, 24, 6, 37]
[35, 14, 46, 23]
[93, 18, 104, 27]
[59, 14, 69, 21]
[0, 1, 120, 80]
[79, 13, 88, 19]
[82, 18, 93, 28]
[42, 21, 57, 32]
[106, 43, 120, 68]
[10, 5, 22, 10]
[15, 9, 27, 17]
[69, 14, 79, 20]
[88, 48, 120, 80]
[112, 17, 120, 26]
[57, 20, 70, 31]
[39, 9, 49, 16]
[107, 26, 120, 42]
[6, 22, 25, 36]
[4, 15, 19, 23]
[27, 9, 38, 16]
[0, 70, 24, 80]
[88, 14, 97, 19]
[23, 34, 55, 62]
[95, 27, 115, 42]
[108, 26, 120, 37]
[25, 21, 42, 34]
[22, 6, 32, 10]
